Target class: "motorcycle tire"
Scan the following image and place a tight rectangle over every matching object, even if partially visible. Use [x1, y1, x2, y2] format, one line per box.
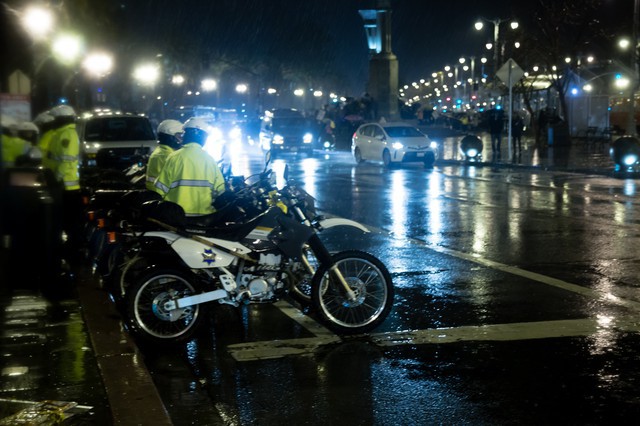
[115, 254, 151, 302]
[125, 268, 204, 346]
[311, 250, 394, 335]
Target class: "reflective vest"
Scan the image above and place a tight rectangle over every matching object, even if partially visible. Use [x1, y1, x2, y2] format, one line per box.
[1, 134, 30, 167]
[49, 123, 80, 191]
[39, 129, 56, 170]
[155, 142, 225, 216]
[145, 144, 174, 192]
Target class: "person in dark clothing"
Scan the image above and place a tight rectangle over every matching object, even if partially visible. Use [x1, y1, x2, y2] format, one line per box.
[511, 113, 525, 155]
[488, 108, 504, 159]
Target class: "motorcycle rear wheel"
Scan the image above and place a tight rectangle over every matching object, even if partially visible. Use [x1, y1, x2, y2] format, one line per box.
[311, 250, 394, 334]
[125, 268, 203, 345]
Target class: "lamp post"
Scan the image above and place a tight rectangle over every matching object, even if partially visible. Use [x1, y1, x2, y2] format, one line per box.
[82, 52, 113, 109]
[475, 18, 518, 79]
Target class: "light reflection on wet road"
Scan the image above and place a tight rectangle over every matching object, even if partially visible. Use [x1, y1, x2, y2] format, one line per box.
[140, 147, 640, 425]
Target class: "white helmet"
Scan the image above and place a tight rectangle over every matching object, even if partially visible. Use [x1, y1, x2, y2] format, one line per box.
[183, 117, 209, 133]
[157, 119, 183, 136]
[17, 121, 39, 133]
[34, 111, 54, 126]
[1, 115, 17, 129]
[49, 105, 76, 117]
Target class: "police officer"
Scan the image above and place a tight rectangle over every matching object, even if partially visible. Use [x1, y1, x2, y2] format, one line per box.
[1, 115, 29, 168]
[146, 119, 183, 192]
[155, 117, 225, 216]
[14, 121, 43, 166]
[34, 111, 56, 169]
[48, 105, 83, 253]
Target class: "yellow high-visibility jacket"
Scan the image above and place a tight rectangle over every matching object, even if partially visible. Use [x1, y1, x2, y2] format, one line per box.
[48, 123, 80, 191]
[1, 135, 29, 167]
[155, 143, 225, 216]
[145, 144, 174, 192]
[39, 128, 56, 170]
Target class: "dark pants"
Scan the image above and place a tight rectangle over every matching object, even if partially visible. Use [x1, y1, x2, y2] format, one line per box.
[62, 189, 84, 251]
[491, 133, 501, 154]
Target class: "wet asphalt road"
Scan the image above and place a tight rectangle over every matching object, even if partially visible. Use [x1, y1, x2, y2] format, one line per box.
[128, 144, 640, 425]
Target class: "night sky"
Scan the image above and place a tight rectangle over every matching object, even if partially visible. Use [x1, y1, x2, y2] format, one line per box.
[0, 0, 631, 96]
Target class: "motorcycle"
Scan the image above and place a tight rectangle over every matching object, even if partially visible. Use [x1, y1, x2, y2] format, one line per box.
[119, 155, 395, 345]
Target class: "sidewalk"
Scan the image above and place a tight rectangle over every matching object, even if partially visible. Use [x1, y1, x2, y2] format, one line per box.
[424, 126, 618, 176]
[0, 132, 628, 424]
[0, 259, 171, 425]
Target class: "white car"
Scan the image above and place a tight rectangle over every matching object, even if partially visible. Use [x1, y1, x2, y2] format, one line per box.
[78, 112, 157, 169]
[351, 121, 438, 167]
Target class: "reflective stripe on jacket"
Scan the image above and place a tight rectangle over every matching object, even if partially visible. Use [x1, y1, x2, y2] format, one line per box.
[145, 144, 174, 192]
[155, 142, 225, 215]
[49, 124, 80, 191]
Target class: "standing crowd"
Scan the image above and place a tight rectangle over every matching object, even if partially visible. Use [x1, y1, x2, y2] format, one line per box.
[1, 106, 227, 263]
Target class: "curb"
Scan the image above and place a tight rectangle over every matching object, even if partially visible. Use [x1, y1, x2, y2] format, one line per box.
[76, 267, 173, 425]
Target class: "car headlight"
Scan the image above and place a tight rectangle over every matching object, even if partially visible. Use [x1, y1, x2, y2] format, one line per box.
[303, 133, 313, 143]
[273, 134, 284, 144]
[429, 141, 438, 149]
[229, 127, 242, 140]
[392, 141, 404, 150]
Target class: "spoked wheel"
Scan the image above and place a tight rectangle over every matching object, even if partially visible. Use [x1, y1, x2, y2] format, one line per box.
[125, 268, 203, 345]
[115, 254, 151, 302]
[289, 244, 319, 305]
[311, 250, 394, 335]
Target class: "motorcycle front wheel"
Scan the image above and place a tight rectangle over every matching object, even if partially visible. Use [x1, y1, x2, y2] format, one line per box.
[125, 268, 203, 345]
[311, 250, 394, 335]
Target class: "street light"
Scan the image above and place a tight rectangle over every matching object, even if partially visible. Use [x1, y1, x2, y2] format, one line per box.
[133, 63, 160, 86]
[21, 5, 54, 40]
[49, 33, 84, 66]
[474, 18, 519, 78]
[83, 52, 113, 78]
[201, 78, 217, 92]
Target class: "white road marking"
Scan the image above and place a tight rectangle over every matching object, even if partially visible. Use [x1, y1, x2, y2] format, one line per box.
[369, 317, 640, 347]
[422, 243, 640, 313]
[226, 228, 640, 361]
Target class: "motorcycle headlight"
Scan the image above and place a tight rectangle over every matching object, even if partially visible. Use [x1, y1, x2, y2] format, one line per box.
[623, 154, 638, 166]
[466, 148, 479, 158]
[273, 134, 284, 144]
[303, 133, 313, 143]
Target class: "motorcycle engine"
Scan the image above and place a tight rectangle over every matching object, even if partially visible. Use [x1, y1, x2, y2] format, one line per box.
[238, 274, 281, 302]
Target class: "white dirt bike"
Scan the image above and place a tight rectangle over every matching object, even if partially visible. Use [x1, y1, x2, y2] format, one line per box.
[121, 162, 394, 345]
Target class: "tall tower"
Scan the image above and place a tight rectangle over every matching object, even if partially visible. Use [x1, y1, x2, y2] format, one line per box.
[359, 0, 399, 120]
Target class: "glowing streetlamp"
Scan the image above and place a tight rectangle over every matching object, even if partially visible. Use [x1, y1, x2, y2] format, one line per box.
[172, 74, 185, 85]
[235, 83, 248, 94]
[201, 78, 217, 92]
[83, 52, 113, 78]
[21, 5, 54, 40]
[133, 63, 160, 86]
[474, 18, 519, 77]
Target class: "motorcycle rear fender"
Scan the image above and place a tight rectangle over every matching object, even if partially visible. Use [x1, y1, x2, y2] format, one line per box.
[318, 217, 369, 233]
